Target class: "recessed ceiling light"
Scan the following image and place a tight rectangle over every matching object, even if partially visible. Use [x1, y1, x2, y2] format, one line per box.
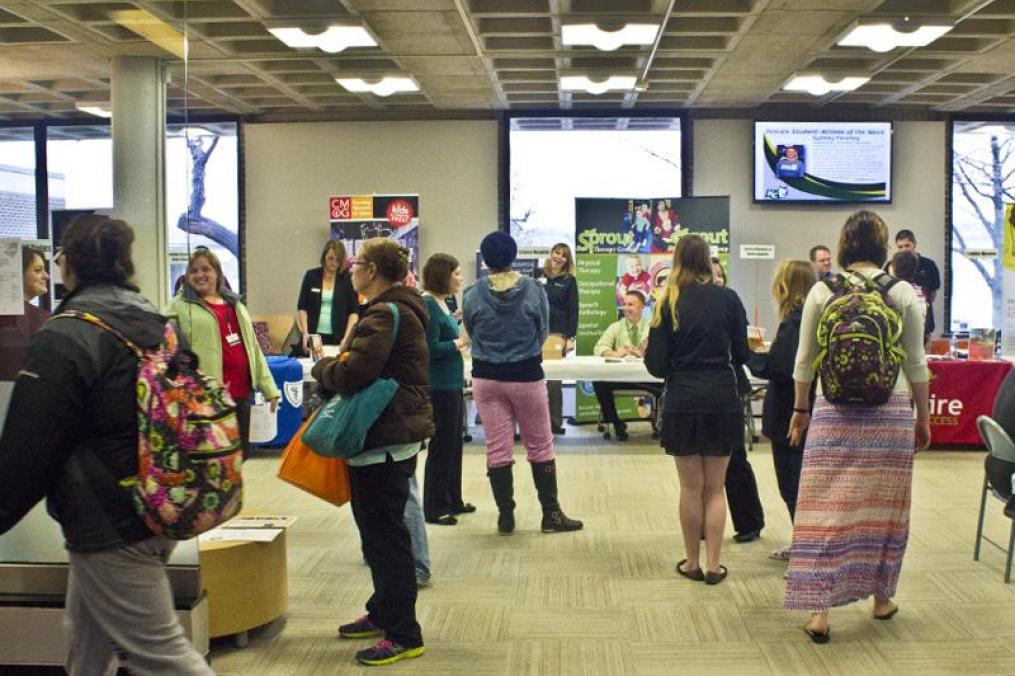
[268, 24, 377, 54]
[837, 21, 952, 53]
[561, 23, 659, 51]
[783, 74, 869, 96]
[336, 77, 419, 97]
[75, 102, 111, 118]
[560, 75, 638, 95]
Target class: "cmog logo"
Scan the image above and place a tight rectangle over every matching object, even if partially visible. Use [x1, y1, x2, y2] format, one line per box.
[928, 392, 963, 426]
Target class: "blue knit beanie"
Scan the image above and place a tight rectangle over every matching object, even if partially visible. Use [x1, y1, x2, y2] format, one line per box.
[480, 231, 518, 271]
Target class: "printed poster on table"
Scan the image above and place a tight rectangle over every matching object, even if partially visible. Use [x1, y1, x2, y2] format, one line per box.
[329, 194, 420, 284]
[572, 196, 731, 422]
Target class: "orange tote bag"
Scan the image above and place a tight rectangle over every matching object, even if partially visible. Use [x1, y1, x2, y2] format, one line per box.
[277, 413, 352, 507]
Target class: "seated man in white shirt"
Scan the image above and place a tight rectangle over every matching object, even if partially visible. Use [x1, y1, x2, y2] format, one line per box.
[593, 291, 662, 441]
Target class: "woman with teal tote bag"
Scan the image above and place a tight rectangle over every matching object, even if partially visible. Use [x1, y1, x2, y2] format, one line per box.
[309, 238, 434, 667]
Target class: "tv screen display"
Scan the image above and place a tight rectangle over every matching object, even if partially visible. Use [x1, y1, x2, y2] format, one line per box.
[753, 121, 892, 203]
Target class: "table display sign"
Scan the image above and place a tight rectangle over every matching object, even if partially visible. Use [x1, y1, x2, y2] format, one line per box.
[0, 240, 24, 316]
[329, 194, 420, 282]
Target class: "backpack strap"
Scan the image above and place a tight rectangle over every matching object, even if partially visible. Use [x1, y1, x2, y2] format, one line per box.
[822, 273, 846, 293]
[385, 302, 401, 352]
[49, 310, 144, 359]
[874, 271, 902, 294]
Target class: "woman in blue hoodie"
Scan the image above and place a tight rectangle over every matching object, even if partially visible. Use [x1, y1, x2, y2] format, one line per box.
[463, 232, 582, 535]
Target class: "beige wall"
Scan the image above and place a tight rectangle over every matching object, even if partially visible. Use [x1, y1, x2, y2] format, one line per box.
[243, 117, 948, 336]
[243, 119, 498, 315]
[693, 119, 947, 335]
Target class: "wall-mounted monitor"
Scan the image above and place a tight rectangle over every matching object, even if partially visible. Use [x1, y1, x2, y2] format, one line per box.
[753, 121, 893, 204]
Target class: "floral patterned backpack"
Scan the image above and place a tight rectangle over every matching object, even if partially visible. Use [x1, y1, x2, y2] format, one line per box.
[52, 310, 243, 539]
[813, 271, 907, 406]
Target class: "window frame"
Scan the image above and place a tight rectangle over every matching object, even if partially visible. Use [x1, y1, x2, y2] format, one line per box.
[498, 108, 691, 234]
[945, 113, 1015, 332]
[0, 114, 244, 290]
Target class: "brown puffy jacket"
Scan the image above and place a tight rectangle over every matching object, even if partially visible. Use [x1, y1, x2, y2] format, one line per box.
[312, 285, 434, 451]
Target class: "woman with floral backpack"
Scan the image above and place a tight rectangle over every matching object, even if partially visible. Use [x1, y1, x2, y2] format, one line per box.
[785, 210, 930, 644]
[0, 215, 214, 674]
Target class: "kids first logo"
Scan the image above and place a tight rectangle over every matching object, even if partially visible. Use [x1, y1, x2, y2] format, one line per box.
[385, 199, 415, 228]
[329, 194, 419, 227]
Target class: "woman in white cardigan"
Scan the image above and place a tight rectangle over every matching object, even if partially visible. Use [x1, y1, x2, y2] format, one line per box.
[784, 210, 930, 644]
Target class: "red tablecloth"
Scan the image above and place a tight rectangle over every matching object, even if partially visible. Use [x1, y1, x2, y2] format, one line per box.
[928, 359, 1013, 446]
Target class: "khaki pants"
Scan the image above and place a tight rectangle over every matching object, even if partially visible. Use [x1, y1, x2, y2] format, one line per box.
[66, 536, 214, 676]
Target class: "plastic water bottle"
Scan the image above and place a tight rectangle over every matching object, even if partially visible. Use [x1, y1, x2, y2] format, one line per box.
[949, 331, 958, 358]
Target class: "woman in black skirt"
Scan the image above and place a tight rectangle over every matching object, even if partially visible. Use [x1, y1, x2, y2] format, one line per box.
[646, 235, 750, 585]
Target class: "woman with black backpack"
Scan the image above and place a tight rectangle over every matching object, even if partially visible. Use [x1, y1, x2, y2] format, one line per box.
[785, 210, 930, 644]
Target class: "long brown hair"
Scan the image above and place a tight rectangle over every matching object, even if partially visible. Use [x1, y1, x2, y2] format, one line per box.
[650, 234, 713, 330]
[837, 210, 889, 269]
[772, 260, 815, 321]
[320, 239, 348, 270]
[543, 242, 574, 278]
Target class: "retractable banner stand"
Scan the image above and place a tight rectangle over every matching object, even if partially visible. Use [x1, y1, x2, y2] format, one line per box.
[329, 194, 420, 284]
[1003, 203, 1015, 356]
[573, 197, 731, 423]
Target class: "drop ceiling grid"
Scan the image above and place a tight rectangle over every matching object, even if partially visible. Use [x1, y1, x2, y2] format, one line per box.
[0, 0, 1012, 120]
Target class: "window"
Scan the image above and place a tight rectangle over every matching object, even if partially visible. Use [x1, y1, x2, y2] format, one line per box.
[508, 116, 682, 249]
[45, 125, 114, 219]
[0, 127, 38, 240]
[950, 120, 1015, 330]
[166, 122, 241, 294]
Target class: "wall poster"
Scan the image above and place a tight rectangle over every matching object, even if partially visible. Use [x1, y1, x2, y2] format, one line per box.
[573, 196, 731, 422]
[329, 194, 420, 284]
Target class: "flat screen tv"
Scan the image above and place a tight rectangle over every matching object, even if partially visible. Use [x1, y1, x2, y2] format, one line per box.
[753, 121, 893, 203]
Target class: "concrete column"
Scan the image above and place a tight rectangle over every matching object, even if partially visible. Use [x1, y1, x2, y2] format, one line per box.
[110, 55, 168, 306]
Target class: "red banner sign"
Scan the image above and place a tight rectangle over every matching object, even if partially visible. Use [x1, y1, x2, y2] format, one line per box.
[928, 359, 1013, 446]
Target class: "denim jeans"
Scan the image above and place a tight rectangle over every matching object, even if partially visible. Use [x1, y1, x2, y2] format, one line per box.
[404, 475, 431, 582]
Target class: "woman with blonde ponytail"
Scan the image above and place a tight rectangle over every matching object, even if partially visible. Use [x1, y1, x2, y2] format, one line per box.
[645, 235, 751, 586]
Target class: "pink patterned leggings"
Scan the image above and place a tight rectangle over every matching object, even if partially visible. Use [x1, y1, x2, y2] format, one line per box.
[472, 378, 556, 469]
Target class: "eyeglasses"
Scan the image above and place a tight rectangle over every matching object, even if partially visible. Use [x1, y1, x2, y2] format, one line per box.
[352, 259, 371, 268]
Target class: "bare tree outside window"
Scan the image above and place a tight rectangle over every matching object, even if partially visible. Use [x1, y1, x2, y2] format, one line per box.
[951, 121, 1015, 330]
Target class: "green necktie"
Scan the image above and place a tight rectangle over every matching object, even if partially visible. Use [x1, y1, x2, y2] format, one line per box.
[629, 321, 640, 348]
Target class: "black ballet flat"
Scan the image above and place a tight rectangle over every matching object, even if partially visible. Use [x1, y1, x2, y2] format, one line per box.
[425, 514, 458, 526]
[704, 565, 728, 585]
[675, 559, 705, 581]
[450, 503, 477, 515]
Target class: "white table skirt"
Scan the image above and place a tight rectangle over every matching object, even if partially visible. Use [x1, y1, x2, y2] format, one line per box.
[299, 354, 660, 383]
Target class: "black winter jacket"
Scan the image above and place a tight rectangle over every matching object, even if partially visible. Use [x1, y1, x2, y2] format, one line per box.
[0, 285, 164, 552]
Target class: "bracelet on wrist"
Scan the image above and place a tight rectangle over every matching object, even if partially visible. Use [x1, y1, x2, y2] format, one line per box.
[793, 408, 810, 414]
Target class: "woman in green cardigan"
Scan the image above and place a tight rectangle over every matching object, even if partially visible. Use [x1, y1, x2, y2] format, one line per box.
[165, 249, 279, 457]
[420, 253, 474, 525]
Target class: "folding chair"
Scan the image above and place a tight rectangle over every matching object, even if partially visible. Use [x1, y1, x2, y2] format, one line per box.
[974, 415, 1015, 583]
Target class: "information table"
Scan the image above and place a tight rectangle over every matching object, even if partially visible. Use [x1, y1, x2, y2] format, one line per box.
[300, 355, 663, 383]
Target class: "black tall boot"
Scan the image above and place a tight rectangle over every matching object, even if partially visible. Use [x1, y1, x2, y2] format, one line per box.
[530, 459, 583, 533]
[487, 464, 515, 535]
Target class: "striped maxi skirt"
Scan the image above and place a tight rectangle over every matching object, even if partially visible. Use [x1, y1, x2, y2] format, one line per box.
[784, 391, 915, 611]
